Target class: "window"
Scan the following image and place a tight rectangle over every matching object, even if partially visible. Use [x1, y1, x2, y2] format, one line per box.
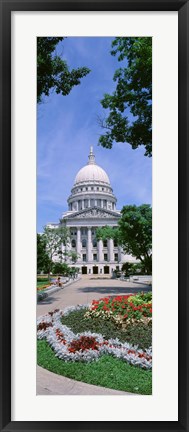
[114, 253, 118, 261]
[103, 240, 107, 248]
[82, 239, 87, 248]
[93, 239, 97, 247]
[104, 253, 108, 261]
[93, 254, 97, 261]
[83, 254, 86, 262]
[114, 239, 118, 247]
[71, 239, 76, 248]
[97, 187, 99, 190]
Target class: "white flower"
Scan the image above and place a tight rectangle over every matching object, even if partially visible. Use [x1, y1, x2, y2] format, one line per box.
[37, 304, 152, 369]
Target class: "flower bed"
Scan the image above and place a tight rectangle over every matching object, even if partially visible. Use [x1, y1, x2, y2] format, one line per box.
[85, 292, 152, 327]
[37, 304, 152, 369]
[37, 285, 51, 291]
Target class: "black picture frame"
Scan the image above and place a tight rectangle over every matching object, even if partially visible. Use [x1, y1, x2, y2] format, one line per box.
[0, 0, 188, 431]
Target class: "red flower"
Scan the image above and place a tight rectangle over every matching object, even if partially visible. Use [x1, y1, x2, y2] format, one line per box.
[68, 336, 99, 353]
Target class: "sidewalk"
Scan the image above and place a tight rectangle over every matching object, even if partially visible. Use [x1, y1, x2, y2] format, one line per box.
[37, 366, 134, 395]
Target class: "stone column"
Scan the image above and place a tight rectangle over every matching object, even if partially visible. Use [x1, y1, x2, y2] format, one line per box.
[101, 200, 103, 208]
[82, 199, 84, 210]
[76, 227, 81, 260]
[87, 227, 92, 262]
[88, 199, 90, 208]
[118, 246, 122, 262]
[108, 239, 114, 262]
[98, 239, 103, 262]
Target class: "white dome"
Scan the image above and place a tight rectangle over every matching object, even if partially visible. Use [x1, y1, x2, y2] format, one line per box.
[74, 164, 110, 185]
[74, 147, 110, 186]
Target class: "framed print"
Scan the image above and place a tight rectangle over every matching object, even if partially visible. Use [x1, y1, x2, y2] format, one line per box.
[0, 0, 189, 431]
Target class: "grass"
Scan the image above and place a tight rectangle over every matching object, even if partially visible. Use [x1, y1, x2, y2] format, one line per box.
[61, 309, 152, 350]
[37, 340, 152, 395]
[37, 278, 50, 289]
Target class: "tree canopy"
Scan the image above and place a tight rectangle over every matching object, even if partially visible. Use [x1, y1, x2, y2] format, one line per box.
[96, 225, 119, 241]
[37, 37, 90, 103]
[42, 225, 70, 270]
[37, 233, 51, 273]
[118, 204, 152, 274]
[99, 37, 152, 157]
[95, 205, 152, 274]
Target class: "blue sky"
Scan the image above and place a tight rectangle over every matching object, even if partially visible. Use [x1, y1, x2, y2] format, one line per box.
[37, 37, 152, 232]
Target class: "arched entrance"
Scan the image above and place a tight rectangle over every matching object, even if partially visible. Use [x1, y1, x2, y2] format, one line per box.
[104, 266, 109, 274]
[93, 266, 98, 274]
[82, 266, 87, 274]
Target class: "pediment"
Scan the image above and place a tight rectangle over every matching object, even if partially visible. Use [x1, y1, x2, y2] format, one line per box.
[66, 207, 120, 220]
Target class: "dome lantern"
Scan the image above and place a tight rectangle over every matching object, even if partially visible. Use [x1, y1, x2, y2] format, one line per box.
[88, 146, 96, 165]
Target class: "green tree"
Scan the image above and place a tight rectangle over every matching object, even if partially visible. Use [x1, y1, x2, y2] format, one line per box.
[67, 250, 80, 264]
[42, 225, 70, 272]
[96, 225, 119, 241]
[69, 266, 79, 278]
[37, 37, 90, 103]
[99, 37, 152, 157]
[37, 233, 51, 273]
[58, 225, 71, 249]
[121, 262, 142, 276]
[118, 204, 152, 274]
[52, 262, 70, 276]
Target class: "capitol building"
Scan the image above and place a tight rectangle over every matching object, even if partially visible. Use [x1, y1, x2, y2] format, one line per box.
[48, 147, 136, 275]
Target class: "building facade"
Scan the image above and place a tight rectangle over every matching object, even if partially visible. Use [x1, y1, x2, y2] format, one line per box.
[48, 147, 136, 275]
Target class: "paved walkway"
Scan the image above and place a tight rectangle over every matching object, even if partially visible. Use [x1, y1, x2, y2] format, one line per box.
[37, 275, 150, 395]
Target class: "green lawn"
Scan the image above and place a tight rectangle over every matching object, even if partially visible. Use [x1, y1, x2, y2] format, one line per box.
[37, 278, 50, 288]
[37, 340, 152, 395]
